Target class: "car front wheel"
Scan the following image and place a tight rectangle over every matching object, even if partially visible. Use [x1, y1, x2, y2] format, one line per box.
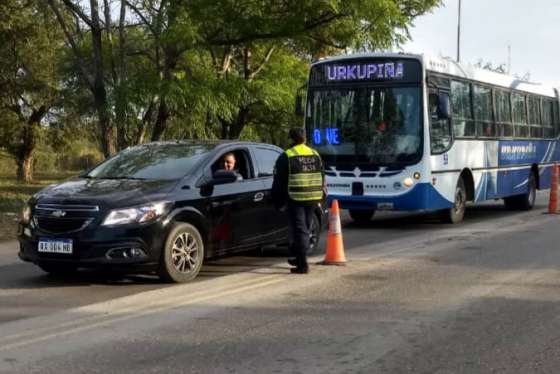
[158, 222, 204, 283]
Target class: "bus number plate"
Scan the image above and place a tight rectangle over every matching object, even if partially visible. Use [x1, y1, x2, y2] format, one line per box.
[377, 203, 394, 210]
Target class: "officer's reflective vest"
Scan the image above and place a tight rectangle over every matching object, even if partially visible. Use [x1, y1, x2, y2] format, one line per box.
[285, 144, 323, 202]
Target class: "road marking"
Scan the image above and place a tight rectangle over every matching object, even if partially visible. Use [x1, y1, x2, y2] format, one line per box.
[0, 274, 283, 351]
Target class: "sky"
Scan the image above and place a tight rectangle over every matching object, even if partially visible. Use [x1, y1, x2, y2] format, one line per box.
[401, 0, 560, 86]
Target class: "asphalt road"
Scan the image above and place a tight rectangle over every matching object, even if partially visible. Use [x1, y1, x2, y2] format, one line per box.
[2, 192, 560, 373]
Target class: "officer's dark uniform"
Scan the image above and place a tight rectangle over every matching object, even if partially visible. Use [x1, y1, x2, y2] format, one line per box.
[272, 142, 324, 273]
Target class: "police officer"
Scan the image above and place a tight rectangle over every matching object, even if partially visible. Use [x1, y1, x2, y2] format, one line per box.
[272, 128, 324, 274]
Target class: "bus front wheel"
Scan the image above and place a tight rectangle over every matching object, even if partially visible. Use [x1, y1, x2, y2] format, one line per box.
[440, 177, 467, 224]
[349, 209, 375, 224]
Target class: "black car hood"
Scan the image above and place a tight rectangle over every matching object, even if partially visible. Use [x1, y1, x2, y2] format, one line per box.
[34, 178, 178, 208]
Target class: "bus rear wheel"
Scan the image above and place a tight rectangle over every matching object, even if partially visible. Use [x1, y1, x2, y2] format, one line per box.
[440, 177, 466, 224]
[349, 209, 375, 224]
[504, 172, 537, 211]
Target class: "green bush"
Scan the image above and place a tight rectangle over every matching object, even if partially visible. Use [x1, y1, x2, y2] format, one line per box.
[0, 150, 16, 175]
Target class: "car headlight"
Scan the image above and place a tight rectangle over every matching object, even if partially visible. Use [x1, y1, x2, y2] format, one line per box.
[102, 201, 172, 226]
[21, 205, 31, 224]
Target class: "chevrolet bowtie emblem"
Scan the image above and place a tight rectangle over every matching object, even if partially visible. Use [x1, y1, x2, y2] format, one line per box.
[51, 210, 66, 218]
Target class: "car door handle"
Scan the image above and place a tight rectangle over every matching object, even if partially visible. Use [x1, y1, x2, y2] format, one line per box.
[253, 192, 264, 202]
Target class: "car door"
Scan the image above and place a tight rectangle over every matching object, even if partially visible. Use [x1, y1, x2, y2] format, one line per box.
[206, 148, 268, 251]
[251, 146, 288, 241]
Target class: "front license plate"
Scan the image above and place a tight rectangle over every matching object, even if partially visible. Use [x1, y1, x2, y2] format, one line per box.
[38, 238, 73, 254]
[376, 202, 394, 211]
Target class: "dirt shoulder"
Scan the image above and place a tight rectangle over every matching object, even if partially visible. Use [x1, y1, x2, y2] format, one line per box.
[0, 213, 19, 243]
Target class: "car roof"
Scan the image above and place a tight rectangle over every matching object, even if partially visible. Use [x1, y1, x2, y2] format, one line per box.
[135, 140, 282, 152]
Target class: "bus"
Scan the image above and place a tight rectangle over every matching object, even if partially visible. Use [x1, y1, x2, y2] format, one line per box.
[301, 53, 560, 223]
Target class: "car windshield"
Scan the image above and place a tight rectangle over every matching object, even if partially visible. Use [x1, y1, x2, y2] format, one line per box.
[86, 144, 214, 180]
[306, 86, 422, 165]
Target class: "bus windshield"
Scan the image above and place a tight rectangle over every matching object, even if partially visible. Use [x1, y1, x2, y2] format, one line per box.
[306, 86, 422, 166]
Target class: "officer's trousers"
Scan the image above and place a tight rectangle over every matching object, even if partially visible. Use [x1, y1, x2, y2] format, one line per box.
[287, 203, 314, 270]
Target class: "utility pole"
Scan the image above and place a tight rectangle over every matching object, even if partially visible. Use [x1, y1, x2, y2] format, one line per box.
[457, 0, 461, 62]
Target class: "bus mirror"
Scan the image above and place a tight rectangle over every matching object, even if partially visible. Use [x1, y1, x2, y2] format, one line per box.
[437, 94, 451, 119]
[295, 94, 304, 117]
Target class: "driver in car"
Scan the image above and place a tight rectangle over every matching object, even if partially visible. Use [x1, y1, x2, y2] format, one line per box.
[218, 152, 243, 181]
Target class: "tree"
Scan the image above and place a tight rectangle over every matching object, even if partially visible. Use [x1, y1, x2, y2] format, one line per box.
[48, 0, 118, 157]
[198, 0, 442, 139]
[0, 0, 63, 182]
[20, 0, 441, 164]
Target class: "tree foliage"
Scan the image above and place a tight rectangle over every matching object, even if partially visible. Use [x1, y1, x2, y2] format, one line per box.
[1, 0, 442, 182]
[0, 0, 64, 181]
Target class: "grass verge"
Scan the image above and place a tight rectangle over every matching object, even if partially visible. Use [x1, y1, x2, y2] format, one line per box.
[0, 172, 76, 242]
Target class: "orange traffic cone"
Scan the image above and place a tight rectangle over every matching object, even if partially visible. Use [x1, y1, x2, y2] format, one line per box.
[319, 200, 346, 265]
[548, 162, 559, 214]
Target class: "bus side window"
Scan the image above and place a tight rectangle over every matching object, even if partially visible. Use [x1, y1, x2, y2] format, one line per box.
[429, 93, 452, 154]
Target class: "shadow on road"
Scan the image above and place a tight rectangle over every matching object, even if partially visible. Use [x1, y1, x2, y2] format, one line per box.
[345, 202, 541, 230]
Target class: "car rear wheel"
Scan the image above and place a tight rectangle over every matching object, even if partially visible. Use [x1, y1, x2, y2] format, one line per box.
[158, 222, 204, 283]
[349, 209, 375, 224]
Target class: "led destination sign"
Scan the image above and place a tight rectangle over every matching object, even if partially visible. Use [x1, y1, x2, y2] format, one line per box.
[309, 59, 421, 86]
[327, 62, 404, 81]
[313, 127, 340, 146]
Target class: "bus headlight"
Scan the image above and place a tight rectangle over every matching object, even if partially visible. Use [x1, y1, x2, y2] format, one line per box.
[403, 177, 414, 188]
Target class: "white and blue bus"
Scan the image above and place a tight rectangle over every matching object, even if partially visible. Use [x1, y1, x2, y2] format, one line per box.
[302, 53, 560, 223]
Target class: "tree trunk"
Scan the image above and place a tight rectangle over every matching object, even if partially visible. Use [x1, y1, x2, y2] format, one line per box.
[115, 93, 128, 150]
[227, 106, 249, 139]
[114, 0, 128, 151]
[15, 106, 47, 183]
[151, 98, 170, 141]
[134, 100, 154, 145]
[219, 118, 229, 139]
[17, 152, 34, 183]
[91, 0, 115, 158]
[135, 123, 147, 145]
[151, 46, 178, 141]
[93, 86, 116, 157]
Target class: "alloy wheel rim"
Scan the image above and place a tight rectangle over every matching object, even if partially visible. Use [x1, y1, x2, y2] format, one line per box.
[171, 232, 199, 274]
[309, 220, 318, 249]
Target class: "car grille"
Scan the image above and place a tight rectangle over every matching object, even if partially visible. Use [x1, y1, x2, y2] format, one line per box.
[35, 217, 93, 233]
[33, 204, 99, 234]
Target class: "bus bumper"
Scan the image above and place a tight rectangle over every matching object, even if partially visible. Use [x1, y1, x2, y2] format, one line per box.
[327, 183, 453, 211]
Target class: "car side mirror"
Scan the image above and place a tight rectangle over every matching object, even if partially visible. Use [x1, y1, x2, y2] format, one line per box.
[210, 170, 238, 186]
[295, 94, 304, 117]
[437, 93, 451, 120]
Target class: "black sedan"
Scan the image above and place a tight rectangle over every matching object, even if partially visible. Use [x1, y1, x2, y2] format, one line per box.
[18, 141, 326, 282]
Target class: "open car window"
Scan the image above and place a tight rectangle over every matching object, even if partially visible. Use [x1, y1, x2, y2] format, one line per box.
[211, 149, 253, 180]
